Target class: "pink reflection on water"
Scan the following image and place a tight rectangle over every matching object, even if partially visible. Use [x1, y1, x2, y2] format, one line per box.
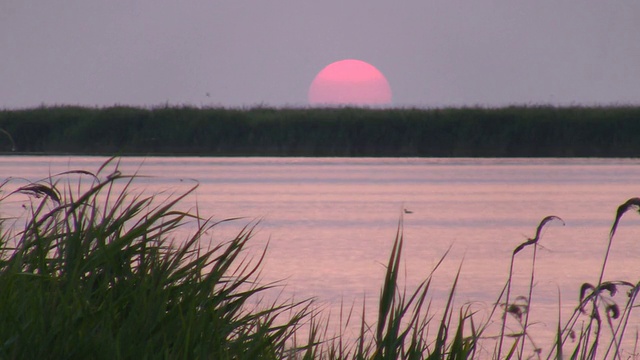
[2, 156, 640, 355]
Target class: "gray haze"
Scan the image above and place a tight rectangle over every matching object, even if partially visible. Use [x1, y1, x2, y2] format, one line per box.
[1, 1, 639, 109]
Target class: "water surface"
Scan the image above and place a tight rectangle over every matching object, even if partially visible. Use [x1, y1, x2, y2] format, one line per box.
[2, 156, 640, 353]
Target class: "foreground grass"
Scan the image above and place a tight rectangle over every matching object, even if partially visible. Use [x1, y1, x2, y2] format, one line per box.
[1, 159, 639, 359]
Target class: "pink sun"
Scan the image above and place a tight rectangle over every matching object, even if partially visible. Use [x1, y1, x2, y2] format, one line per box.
[308, 59, 392, 106]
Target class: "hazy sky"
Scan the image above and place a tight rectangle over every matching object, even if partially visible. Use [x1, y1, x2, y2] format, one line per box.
[1, 1, 639, 109]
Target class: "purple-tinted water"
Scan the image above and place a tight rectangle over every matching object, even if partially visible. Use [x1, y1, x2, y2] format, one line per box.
[2, 156, 640, 356]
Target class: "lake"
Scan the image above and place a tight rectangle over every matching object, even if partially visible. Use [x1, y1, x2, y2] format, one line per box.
[2, 156, 640, 355]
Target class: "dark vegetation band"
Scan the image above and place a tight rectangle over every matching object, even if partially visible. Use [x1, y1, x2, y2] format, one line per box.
[1, 106, 639, 157]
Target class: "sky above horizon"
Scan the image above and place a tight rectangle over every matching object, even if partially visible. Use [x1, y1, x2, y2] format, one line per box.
[1, 1, 639, 109]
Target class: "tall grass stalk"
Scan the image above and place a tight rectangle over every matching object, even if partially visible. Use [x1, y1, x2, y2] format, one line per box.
[497, 216, 563, 359]
[519, 216, 564, 358]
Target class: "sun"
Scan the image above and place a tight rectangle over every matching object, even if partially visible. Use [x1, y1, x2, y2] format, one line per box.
[308, 59, 392, 106]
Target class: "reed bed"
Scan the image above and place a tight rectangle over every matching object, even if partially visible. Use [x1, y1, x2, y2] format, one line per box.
[0, 159, 639, 359]
[2, 105, 640, 156]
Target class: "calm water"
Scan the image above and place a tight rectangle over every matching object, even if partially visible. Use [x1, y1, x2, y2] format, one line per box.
[2, 156, 640, 353]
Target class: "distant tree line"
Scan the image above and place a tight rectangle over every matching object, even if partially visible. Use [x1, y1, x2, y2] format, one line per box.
[0, 105, 639, 157]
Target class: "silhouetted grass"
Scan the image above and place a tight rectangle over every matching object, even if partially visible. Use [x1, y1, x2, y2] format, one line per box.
[1, 159, 639, 359]
[543, 198, 640, 360]
[0, 159, 312, 358]
[2, 105, 640, 156]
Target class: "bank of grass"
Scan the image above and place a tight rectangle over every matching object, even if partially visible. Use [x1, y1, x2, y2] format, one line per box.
[1, 160, 639, 359]
[1, 105, 640, 156]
